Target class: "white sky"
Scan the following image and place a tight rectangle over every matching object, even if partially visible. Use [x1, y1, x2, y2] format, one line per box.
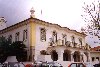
[28, 0, 100, 47]
[0, 0, 93, 31]
[28, 0, 87, 31]
[1, 0, 98, 47]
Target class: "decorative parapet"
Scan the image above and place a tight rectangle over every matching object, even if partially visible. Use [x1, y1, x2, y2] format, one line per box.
[48, 38, 89, 51]
[48, 42, 55, 47]
[86, 44, 90, 50]
[57, 39, 63, 46]
[77, 44, 79, 48]
[72, 42, 78, 48]
[65, 41, 71, 47]
[48, 38, 54, 46]
[81, 46, 84, 49]
[48, 38, 63, 47]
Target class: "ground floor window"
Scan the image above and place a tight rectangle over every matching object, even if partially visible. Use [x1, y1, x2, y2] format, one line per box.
[63, 50, 71, 61]
[51, 50, 58, 61]
[73, 51, 80, 62]
[96, 57, 99, 61]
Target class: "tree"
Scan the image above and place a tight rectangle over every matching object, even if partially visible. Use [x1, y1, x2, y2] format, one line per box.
[81, 0, 100, 44]
[0, 36, 11, 63]
[11, 41, 27, 62]
[0, 36, 27, 63]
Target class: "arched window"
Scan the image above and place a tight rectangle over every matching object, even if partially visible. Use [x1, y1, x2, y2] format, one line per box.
[62, 34, 67, 45]
[71, 36, 75, 47]
[51, 50, 58, 61]
[8, 35, 12, 43]
[40, 28, 46, 41]
[23, 29, 27, 41]
[53, 31, 57, 43]
[73, 51, 80, 62]
[79, 38, 82, 47]
[15, 32, 20, 41]
[63, 50, 71, 61]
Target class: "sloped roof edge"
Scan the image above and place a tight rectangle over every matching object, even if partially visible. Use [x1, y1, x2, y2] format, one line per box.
[0, 17, 86, 37]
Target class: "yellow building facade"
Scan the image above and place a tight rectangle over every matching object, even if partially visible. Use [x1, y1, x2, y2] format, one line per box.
[0, 8, 98, 67]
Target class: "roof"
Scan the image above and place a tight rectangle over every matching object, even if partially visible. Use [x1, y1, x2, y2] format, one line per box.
[0, 17, 86, 37]
[91, 46, 100, 51]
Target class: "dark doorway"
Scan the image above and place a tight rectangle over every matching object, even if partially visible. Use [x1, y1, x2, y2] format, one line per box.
[51, 50, 58, 61]
[63, 49, 71, 61]
[84, 52, 89, 62]
[73, 51, 80, 62]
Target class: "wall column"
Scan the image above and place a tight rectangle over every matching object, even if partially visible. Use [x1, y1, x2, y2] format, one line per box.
[71, 52, 74, 62]
[29, 19, 36, 62]
[88, 52, 91, 62]
[57, 50, 64, 61]
[80, 53, 84, 62]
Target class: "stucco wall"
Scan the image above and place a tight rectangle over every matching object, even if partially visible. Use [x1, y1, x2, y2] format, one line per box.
[35, 23, 86, 61]
[90, 52, 100, 62]
[0, 23, 31, 48]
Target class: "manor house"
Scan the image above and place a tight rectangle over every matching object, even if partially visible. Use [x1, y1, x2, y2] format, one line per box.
[0, 8, 91, 67]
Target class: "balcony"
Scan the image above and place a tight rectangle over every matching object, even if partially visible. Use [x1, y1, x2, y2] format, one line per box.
[57, 39, 63, 46]
[48, 39, 63, 47]
[72, 42, 78, 48]
[65, 41, 71, 47]
[85, 44, 90, 50]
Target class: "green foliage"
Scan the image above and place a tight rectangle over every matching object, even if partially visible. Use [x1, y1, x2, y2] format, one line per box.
[0, 36, 27, 63]
[0, 36, 10, 63]
[11, 41, 27, 62]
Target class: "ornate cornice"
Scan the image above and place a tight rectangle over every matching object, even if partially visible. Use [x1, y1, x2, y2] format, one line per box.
[0, 18, 30, 34]
[33, 18, 86, 37]
[0, 17, 86, 37]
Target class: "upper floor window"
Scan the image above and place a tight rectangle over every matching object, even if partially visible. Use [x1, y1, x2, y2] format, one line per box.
[8, 35, 12, 43]
[62, 34, 67, 45]
[79, 38, 82, 46]
[15, 32, 20, 41]
[53, 31, 57, 42]
[71, 36, 75, 44]
[40, 28, 46, 41]
[71, 36, 76, 47]
[23, 29, 27, 41]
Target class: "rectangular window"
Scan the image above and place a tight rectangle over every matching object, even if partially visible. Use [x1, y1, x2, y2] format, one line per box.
[62, 34, 67, 45]
[71, 36, 75, 43]
[40, 28, 46, 41]
[96, 57, 99, 61]
[53, 31, 57, 42]
[92, 57, 95, 62]
[15, 32, 20, 41]
[71, 36, 76, 47]
[79, 38, 82, 47]
[8, 35, 12, 43]
[23, 29, 27, 41]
